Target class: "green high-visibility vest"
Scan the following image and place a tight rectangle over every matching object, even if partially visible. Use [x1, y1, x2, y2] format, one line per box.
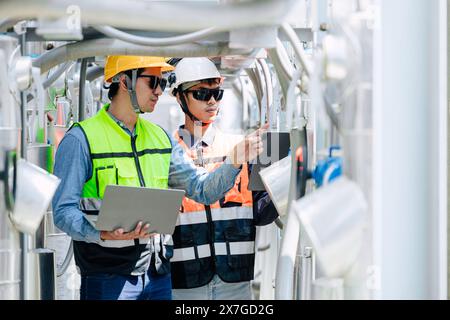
[76, 104, 172, 203]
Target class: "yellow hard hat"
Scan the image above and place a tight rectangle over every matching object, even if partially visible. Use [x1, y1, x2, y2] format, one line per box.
[104, 55, 175, 83]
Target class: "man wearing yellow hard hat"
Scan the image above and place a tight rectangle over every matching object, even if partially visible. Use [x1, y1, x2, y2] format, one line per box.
[52, 55, 266, 300]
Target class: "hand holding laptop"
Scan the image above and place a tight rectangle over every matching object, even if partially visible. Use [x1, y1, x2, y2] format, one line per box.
[100, 221, 155, 241]
[94, 185, 185, 235]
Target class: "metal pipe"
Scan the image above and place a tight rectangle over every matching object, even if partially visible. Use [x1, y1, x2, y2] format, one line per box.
[237, 76, 250, 130]
[275, 38, 295, 80]
[267, 38, 305, 105]
[299, 247, 313, 300]
[275, 127, 305, 300]
[0, 0, 296, 32]
[26, 62, 77, 103]
[19, 34, 27, 156]
[257, 58, 273, 125]
[78, 58, 88, 122]
[32, 38, 252, 74]
[253, 64, 264, 118]
[275, 199, 300, 299]
[254, 63, 266, 126]
[280, 23, 312, 77]
[293, 252, 301, 300]
[94, 25, 219, 46]
[86, 66, 104, 82]
[245, 68, 263, 126]
[285, 71, 302, 130]
[373, 0, 447, 299]
[231, 80, 246, 131]
[267, 47, 290, 97]
[42, 61, 72, 90]
[18, 33, 28, 301]
[0, 19, 18, 32]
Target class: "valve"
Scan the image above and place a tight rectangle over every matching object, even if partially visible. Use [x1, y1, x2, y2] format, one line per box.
[312, 145, 343, 187]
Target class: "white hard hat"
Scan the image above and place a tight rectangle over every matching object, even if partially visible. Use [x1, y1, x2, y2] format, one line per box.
[170, 57, 221, 96]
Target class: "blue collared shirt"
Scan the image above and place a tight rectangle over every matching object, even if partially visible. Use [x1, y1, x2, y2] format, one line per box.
[51, 113, 241, 244]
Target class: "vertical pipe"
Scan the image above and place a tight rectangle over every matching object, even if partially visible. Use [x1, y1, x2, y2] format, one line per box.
[293, 252, 302, 300]
[428, 0, 447, 300]
[300, 247, 313, 300]
[19, 32, 28, 301]
[19, 34, 27, 158]
[257, 59, 273, 126]
[275, 127, 305, 300]
[275, 204, 300, 299]
[373, 0, 443, 299]
[78, 58, 88, 122]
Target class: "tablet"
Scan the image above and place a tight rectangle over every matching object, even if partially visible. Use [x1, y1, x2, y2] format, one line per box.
[94, 185, 185, 234]
[248, 132, 290, 191]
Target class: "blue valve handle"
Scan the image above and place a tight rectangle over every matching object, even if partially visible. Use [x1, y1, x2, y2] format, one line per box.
[313, 145, 343, 187]
[329, 145, 341, 157]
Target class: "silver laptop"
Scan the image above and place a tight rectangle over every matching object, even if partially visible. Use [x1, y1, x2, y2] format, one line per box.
[94, 185, 185, 235]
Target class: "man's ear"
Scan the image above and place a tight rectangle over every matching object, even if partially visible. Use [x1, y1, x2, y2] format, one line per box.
[119, 75, 128, 91]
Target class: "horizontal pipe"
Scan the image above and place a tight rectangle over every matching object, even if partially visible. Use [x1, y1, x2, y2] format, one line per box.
[94, 25, 218, 46]
[86, 66, 103, 82]
[0, 0, 296, 32]
[33, 38, 252, 74]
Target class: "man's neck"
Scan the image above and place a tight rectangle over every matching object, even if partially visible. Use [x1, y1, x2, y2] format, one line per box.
[184, 116, 210, 139]
[109, 97, 138, 132]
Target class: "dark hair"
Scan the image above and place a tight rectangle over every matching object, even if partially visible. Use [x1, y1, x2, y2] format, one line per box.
[199, 78, 221, 86]
[106, 68, 145, 100]
[179, 78, 221, 93]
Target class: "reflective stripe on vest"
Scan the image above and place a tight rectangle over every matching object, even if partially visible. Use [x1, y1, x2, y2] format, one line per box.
[172, 129, 255, 272]
[171, 241, 255, 262]
[88, 238, 152, 248]
[176, 206, 253, 226]
[77, 104, 171, 250]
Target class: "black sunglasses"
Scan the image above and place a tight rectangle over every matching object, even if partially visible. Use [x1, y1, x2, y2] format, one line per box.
[185, 88, 224, 101]
[138, 75, 167, 91]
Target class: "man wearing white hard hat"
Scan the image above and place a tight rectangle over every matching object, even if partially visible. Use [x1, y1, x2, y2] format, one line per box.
[169, 57, 278, 300]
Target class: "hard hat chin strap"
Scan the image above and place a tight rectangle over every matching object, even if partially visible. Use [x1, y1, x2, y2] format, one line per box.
[124, 69, 143, 114]
[179, 91, 209, 127]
